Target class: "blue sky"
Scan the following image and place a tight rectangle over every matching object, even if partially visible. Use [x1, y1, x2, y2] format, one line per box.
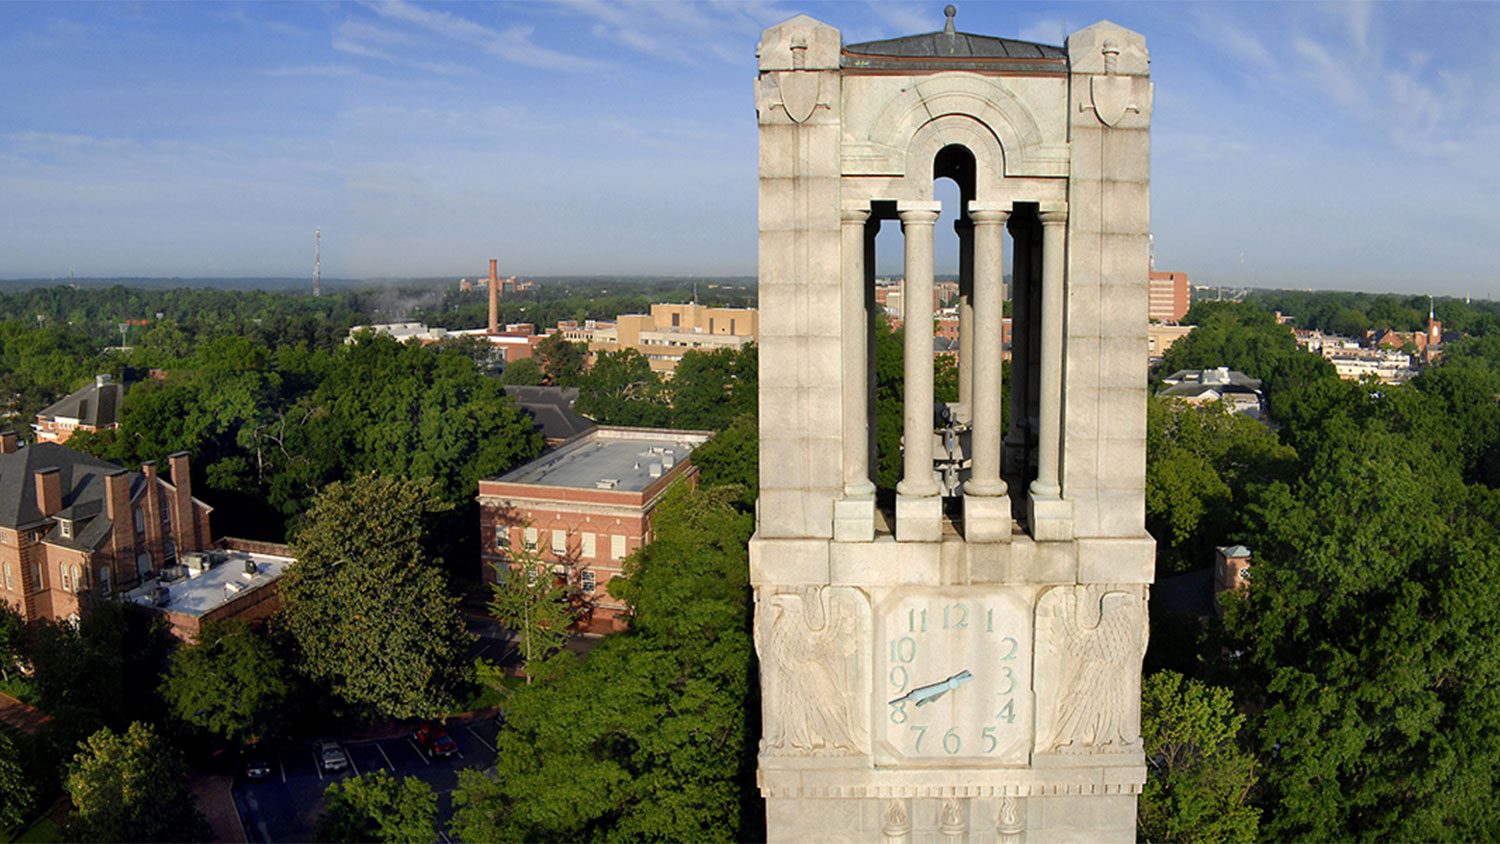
[1, 1, 1498, 296]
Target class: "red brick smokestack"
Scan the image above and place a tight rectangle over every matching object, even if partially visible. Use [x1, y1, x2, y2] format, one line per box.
[34, 467, 61, 518]
[105, 469, 132, 561]
[488, 258, 499, 335]
[0, 431, 16, 455]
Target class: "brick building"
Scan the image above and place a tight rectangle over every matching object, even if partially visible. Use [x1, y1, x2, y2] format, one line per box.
[476, 427, 712, 635]
[563, 303, 758, 376]
[33, 375, 123, 444]
[0, 434, 212, 623]
[1149, 270, 1191, 323]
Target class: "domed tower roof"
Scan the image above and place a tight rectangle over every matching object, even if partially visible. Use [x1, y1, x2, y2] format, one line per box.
[842, 5, 1067, 74]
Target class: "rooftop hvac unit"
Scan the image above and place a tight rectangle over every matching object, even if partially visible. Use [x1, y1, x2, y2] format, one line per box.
[224, 581, 244, 597]
[662, 455, 675, 469]
[595, 479, 619, 490]
[182, 553, 210, 573]
[242, 559, 258, 577]
[649, 463, 663, 478]
[150, 586, 170, 607]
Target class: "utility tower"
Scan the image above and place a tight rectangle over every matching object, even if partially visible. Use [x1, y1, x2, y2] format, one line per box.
[314, 228, 322, 298]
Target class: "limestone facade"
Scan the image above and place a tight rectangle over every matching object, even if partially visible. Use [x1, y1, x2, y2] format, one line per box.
[752, 11, 1153, 842]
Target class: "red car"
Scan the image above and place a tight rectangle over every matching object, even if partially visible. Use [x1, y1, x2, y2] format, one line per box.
[412, 725, 458, 758]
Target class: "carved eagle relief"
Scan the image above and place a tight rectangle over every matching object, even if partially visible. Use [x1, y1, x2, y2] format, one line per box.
[1037, 586, 1145, 754]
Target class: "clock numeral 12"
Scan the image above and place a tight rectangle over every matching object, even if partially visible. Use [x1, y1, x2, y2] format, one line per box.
[943, 603, 968, 629]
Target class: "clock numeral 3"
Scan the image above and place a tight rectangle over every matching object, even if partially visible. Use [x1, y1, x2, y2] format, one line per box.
[998, 666, 1016, 695]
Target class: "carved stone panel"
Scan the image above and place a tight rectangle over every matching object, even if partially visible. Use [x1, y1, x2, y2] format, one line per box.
[758, 586, 872, 757]
[1033, 585, 1146, 755]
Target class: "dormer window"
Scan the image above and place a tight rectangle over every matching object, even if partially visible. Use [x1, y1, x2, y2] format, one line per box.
[59, 518, 73, 539]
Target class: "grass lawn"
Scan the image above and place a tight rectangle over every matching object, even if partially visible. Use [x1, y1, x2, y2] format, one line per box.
[7, 817, 63, 844]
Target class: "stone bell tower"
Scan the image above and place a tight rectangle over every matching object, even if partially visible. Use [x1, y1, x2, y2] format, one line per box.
[751, 7, 1154, 842]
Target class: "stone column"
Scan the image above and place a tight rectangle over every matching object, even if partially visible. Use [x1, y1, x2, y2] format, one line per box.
[834, 204, 876, 541]
[1029, 207, 1075, 540]
[1004, 216, 1031, 487]
[896, 202, 943, 542]
[964, 204, 1010, 541]
[956, 219, 974, 423]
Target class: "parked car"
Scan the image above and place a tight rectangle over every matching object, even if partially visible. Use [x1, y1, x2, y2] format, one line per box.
[412, 725, 458, 758]
[316, 740, 349, 772]
[242, 748, 274, 781]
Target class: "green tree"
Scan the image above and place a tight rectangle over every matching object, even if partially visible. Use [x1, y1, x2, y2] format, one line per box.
[1159, 302, 1335, 415]
[691, 413, 758, 510]
[159, 619, 288, 744]
[450, 485, 757, 843]
[280, 475, 473, 719]
[670, 345, 757, 431]
[1222, 417, 1500, 840]
[1145, 397, 1296, 575]
[1138, 671, 1259, 844]
[575, 348, 670, 427]
[499, 355, 544, 386]
[0, 602, 25, 682]
[487, 540, 575, 685]
[535, 332, 587, 386]
[65, 722, 212, 843]
[315, 770, 436, 844]
[0, 729, 33, 834]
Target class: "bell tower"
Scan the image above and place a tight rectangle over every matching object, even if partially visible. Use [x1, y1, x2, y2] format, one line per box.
[752, 7, 1154, 841]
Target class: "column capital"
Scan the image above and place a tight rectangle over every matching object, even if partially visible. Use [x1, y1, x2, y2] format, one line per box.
[1039, 206, 1068, 226]
[841, 204, 871, 225]
[896, 200, 942, 224]
[968, 208, 1011, 226]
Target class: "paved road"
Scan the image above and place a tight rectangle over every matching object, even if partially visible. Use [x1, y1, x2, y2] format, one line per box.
[233, 718, 502, 843]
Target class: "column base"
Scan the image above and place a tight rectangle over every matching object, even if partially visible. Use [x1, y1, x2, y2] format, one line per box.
[963, 494, 1013, 543]
[833, 496, 876, 542]
[1027, 495, 1074, 542]
[895, 494, 942, 543]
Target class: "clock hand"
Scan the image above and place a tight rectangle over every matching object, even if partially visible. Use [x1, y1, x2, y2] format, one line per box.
[889, 670, 974, 707]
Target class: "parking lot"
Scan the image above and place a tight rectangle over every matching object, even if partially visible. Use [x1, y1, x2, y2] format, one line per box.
[233, 717, 502, 843]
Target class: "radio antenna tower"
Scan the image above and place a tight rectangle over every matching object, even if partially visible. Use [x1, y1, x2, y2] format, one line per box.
[313, 228, 322, 298]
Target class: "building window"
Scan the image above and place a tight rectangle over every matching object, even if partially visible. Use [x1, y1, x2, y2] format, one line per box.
[72, 564, 82, 591]
[59, 563, 71, 593]
[31, 562, 40, 592]
[59, 519, 72, 539]
[581, 570, 596, 593]
[495, 528, 510, 550]
[97, 566, 111, 596]
[2, 563, 12, 592]
[611, 535, 627, 561]
[552, 529, 567, 556]
[134, 507, 146, 533]
[523, 527, 538, 551]
[581, 532, 596, 559]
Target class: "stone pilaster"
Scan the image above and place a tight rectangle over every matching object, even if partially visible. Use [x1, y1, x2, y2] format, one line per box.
[895, 202, 943, 542]
[964, 203, 1011, 542]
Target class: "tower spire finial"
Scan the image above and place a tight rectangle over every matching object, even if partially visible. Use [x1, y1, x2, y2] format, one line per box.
[944, 5, 957, 36]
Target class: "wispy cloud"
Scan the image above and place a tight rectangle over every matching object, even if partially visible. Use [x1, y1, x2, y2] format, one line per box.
[369, 0, 610, 73]
[222, 7, 311, 39]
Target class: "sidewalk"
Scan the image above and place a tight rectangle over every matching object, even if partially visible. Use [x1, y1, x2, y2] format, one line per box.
[189, 771, 246, 844]
[0, 689, 50, 735]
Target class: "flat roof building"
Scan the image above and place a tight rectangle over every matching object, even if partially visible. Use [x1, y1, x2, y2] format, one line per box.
[476, 427, 712, 635]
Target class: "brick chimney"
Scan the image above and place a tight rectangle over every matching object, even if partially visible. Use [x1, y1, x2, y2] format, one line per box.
[0, 431, 16, 455]
[105, 469, 132, 559]
[488, 258, 499, 335]
[34, 467, 61, 518]
[140, 460, 163, 556]
[168, 452, 199, 552]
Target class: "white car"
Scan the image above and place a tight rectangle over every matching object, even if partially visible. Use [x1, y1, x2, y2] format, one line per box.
[316, 740, 348, 772]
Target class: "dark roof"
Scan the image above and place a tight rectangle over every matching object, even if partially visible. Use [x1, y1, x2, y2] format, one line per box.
[37, 377, 123, 428]
[502, 386, 595, 442]
[843, 7, 1066, 74]
[0, 443, 144, 542]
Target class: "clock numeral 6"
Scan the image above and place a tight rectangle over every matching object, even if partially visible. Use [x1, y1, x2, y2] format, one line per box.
[982, 726, 998, 753]
[943, 728, 961, 754]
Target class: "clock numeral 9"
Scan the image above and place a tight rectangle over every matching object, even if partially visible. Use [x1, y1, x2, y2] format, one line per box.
[889, 665, 909, 694]
[889, 636, 915, 664]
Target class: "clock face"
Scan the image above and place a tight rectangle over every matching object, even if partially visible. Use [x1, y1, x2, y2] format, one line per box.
[872, 587, 1033, 766]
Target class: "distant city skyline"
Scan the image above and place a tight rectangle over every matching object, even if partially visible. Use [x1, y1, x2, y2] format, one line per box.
[2, 1, 1498, 296]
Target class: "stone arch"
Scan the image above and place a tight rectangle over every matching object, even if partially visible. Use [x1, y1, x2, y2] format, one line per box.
[862, 74, 1062, 178]
[905, 114, 1004, 199]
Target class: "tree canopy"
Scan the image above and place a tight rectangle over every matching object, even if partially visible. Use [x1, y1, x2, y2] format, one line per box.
[450, 484, 757, 843]
[315, 770, 436, 844]
[65, 721, 212, 843]
[280, 475, 473, 719]
[159, 619, 289, 745]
